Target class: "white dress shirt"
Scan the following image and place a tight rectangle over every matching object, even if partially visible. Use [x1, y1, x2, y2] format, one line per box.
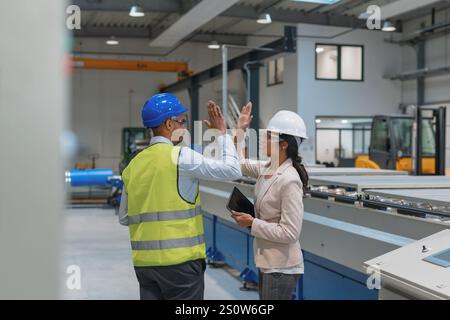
[119, 134, 241, 225]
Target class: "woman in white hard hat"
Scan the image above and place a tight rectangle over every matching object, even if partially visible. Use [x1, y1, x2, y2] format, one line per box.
[231, 103, 308, 300]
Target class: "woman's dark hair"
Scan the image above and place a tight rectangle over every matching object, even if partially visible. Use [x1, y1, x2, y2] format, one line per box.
[280, 134, 309, 194]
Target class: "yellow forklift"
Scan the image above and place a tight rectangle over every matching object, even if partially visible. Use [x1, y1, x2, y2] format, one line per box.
[356, 107, 447, 175]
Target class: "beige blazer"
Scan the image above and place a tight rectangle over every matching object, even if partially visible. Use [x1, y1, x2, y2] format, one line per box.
[241, 158, 304, 270]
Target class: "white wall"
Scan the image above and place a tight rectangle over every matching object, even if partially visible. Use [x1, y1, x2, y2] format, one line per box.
[257, 53, 298, 128]
[296, 24, 403, 163]
[246, 24, 298, 128]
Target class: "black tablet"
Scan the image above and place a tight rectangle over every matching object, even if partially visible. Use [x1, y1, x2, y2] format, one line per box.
[226, 187, 255, 217]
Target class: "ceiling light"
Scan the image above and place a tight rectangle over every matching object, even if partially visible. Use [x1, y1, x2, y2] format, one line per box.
[257, 13, 272, 24]
[341, 119, 349, 124]
[106, 36, 119, 45]
[382, 21, 396, 32]
[207, 40, 220, 50]
[316, 47, 324, 54]
[315, 119, 322, 124]
[129, 5, 145, 17]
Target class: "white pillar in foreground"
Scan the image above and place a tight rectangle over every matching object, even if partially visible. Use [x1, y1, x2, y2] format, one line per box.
[0, 1, 68, 299]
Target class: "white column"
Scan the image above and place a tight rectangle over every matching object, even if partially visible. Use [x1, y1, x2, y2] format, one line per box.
[0, 1, 68, 299]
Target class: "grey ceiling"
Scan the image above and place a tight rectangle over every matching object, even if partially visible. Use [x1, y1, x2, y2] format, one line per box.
[71, 0, 450, 45]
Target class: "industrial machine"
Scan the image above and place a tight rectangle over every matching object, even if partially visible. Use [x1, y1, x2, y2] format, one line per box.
[66, 127, 150, 208]
[199, 168, 450, 300]
[119, 127, 150, 173]
[365, 230, 450, 300]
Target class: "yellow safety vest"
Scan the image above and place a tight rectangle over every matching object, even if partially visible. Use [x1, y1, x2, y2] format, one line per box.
[121, 143, 205, 267]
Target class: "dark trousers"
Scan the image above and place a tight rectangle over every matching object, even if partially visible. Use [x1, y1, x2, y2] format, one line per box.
[258, 271, 301, 300]
[134, 259, 206, 300]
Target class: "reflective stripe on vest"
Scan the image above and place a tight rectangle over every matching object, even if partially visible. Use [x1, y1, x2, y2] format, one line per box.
[127, 207, 201, 225]
[121, 143, 205, 267]
[131, 235, 205, 251]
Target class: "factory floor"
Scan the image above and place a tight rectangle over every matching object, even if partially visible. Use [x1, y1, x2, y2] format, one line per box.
[61, 208, 259, 300]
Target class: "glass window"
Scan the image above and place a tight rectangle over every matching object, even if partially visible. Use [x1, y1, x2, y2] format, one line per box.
[315, 117, 373, 166]
[390, 118, 436, 156]
[341, 130, 353, 159]
[364, 130, 371, 154]
[341, 46, 363, 80]
[267, 60, 276, 86]
[391, 118, 412, 156]
[316, 45, 338, 80]
[316, 44, 363, 81]
[276, 57, 284, 83]
[353, 129, 364, 155]
[372, 119, 389, 152]
[316, 129, 340, 165]
[267, 57, 284, 86]
[421, 119, 436, 156]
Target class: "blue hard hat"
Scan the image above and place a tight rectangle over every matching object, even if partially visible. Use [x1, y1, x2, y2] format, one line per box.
[141, 93, 188, 128]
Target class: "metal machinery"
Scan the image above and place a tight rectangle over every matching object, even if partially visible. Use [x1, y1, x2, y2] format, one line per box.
[66, 128, 149, 208]
[65, 169, 123, 207]
[356, 107, 447, 175]
[119, 127, 150, 173]
[365, 230, 450, 300]
[199, 168, 450, 300]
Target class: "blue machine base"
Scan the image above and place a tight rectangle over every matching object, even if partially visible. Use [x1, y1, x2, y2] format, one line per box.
[203, 211, 378, 300]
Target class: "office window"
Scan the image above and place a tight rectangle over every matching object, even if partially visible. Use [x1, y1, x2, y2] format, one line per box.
[341, 46, 363, 80]
[316, 45, 338, 79]
[267, 57, 284, 86]
[316, 44, 364, 81]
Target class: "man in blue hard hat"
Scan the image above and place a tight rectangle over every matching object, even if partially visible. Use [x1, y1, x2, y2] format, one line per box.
[119, 93, 242, 300]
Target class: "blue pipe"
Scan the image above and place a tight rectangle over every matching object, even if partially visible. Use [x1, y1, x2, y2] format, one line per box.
[66, 169, 115, 187]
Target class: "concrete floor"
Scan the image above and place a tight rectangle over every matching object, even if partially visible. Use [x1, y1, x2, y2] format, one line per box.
[61, 208, 258, 300]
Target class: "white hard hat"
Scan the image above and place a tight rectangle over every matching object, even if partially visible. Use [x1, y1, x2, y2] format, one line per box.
[267, 110, 308, 139]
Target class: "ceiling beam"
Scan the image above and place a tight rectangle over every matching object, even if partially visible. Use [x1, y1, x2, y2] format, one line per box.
[148, 1, 200, 40]
[221, 4, 367, 29]
[72, 0, 368, 29]
[330, 0, 372, 16]
[74, 25, 152, 38]
[189, 33, 247, 46]
[71, 0, 181, 13]
[375, 0, 442, 19]
[74, 27, 247, 46]
[149, 0, 241, 47]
